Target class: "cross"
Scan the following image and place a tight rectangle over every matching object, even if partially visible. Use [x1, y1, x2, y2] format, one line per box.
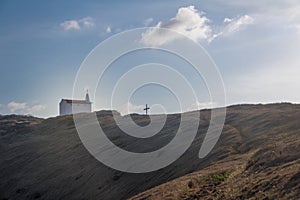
[144, 104, 150, 115]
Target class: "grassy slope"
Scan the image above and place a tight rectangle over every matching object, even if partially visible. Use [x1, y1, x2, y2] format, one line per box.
[130, 104, 300, 200]
[0, 104, 299, 200]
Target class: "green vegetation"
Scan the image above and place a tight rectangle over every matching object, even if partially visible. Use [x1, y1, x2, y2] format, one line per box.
[207, 171, 231, 182]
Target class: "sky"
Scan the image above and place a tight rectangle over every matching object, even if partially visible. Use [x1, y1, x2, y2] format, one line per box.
[0, 0, 300, 117]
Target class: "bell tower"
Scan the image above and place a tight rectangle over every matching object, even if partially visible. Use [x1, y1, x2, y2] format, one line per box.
[85, 90, 90, 102]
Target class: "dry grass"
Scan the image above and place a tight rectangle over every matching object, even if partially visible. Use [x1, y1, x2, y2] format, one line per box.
[0, 103, 300, 200]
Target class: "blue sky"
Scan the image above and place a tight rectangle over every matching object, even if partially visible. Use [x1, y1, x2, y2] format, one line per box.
[1, 0, 300, 117]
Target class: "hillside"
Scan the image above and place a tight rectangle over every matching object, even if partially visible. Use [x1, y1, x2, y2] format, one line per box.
[0, 103, 299, 200]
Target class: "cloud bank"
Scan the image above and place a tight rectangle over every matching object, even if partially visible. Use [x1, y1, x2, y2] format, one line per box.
[7, 101, 27, 112]
[4, 101, 46, 115]
[118, 102, 144, 116]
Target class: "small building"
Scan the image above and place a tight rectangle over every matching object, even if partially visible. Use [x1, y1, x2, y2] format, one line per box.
[59, 92, 92, 116]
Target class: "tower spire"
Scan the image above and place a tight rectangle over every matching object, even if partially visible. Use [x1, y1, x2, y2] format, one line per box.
[85, 90, 90, 102]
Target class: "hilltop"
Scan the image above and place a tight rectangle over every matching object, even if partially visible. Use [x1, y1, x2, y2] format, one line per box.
[0, 103, 299, 199]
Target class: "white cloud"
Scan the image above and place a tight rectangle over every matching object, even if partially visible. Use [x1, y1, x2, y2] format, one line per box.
[224, 18, 233, 23]
[60, 20, 81, 31]
[6, 101, 46, 115]
[106, 26, 111, 33]
[7, 101, 27, 112]
[118, 102, 144, 115]
[189, 101, 216, 111]
[79, 17, 95, 28]
[144, 18, 154, 26]
[27, 104, 46, 114]
[140, 5, 254, 46]
[211, 15, 254, 40]
[221, 15, 254, 36]
[60, 17, 95, 31]
[140, 5, 213, 46]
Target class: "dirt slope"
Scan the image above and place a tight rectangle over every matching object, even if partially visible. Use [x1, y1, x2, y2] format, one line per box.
[0, 103, 299, 200]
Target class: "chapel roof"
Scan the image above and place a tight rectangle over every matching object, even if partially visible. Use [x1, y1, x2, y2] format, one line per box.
[61, 99, 92, 104]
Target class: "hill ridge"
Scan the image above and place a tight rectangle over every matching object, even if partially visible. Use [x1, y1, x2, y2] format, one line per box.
[0, 103, 299, 199]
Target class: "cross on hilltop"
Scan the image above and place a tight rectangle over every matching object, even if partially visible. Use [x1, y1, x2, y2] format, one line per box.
[144, 104, 150, 115]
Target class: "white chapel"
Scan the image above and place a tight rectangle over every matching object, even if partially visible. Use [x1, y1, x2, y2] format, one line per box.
[59, 92, 92, 116]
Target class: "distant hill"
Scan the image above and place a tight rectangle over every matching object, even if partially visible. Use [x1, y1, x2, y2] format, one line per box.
[0, 103, 299, 200]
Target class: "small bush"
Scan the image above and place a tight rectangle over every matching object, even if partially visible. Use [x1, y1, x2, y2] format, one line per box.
[207, 171, 231, 182]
